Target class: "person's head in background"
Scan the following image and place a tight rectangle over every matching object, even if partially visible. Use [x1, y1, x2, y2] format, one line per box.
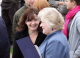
[65, 0, 80, 10]
[18, 7, 40, 33]
[38, 7, 64, 35]
[24, 0, 36, 6]
[33, 0, 50, 11]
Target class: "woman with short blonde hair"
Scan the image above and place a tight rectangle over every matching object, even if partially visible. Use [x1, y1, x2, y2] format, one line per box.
[38, 7, 70, 58]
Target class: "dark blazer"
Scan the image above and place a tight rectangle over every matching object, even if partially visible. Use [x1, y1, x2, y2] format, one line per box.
[0, 17, 10, 58]
[12, 29, 46, 58]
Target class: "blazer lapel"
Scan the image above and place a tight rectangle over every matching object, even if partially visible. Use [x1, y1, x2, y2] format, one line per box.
[16, 36, 40, 58]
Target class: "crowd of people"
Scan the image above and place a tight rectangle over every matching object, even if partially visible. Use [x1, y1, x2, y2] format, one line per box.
[0, 0, 80, 58]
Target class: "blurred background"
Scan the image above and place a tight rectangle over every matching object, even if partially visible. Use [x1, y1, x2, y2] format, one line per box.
[0, 0, 2, 16]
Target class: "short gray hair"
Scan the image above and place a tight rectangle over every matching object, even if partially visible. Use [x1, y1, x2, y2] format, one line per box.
[38, 7, 64, 30]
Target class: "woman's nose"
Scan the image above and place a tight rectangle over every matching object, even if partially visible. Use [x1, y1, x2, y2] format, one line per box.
[32, 21, 35, 24]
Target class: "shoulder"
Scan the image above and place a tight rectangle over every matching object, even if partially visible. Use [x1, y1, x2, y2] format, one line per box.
[14, 5, 28, 16]
[15, 30, 28, 40]
[46, 33, 69, 51]
[74, 11, 80, 24]
[38, 32, 46, 38]
[74, 11, 80, 18]
[47, 31, 68, 46]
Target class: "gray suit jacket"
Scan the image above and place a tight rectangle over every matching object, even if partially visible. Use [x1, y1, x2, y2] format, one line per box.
[69, 11, 80, 58]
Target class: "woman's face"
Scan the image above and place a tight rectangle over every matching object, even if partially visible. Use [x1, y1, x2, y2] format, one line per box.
[65, 0, 76, 9]
[25, 0, 36, 6]
[25, 14, 40, 31]
[40, 21, 52, 35]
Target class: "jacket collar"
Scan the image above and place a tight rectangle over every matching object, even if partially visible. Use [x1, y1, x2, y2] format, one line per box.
[45, 30, 62, 40]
